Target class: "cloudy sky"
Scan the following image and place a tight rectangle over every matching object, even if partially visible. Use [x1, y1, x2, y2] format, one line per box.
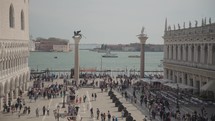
[29, 0, 215, 44]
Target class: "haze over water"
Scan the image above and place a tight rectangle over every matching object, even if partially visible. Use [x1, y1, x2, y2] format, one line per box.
[29, 50, 163, 73]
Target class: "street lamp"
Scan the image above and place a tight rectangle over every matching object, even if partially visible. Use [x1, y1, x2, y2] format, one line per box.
[57, 105, 60, 121]
[62, 85, 66, 108]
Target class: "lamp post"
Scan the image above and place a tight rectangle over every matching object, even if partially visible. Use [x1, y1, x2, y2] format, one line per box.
[57, 105, 60, 121]
[62, 85, 66, 108]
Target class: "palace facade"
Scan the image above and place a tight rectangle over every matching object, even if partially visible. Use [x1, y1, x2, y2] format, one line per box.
[163, 18, 215, 94]
[0, 0, 30, 110]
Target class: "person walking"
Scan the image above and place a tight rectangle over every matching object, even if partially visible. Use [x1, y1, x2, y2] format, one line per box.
[121, 109, 124, 119]
[47, 107, 50, 116]
[92, 93, 94, 101]
[90, 108, 94, 118]
[42, 106, 46, 115]
[108, 112, 111, 121]
[97, 108, 100, 120]
[36, 108, 39, 117]
[28, 106, 31, 114]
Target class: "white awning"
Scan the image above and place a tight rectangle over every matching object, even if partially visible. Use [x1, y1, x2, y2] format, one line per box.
[201, 80, 215, 92]
[163, 83, 197, 90]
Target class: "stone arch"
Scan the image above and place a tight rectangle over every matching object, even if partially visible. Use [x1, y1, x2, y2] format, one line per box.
[9, 4, 15, 28]
[21, 10, 25, 30]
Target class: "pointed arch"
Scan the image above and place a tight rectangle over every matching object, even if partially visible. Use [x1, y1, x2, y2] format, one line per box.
[21, 10, 25, 30]
[9, 4, 15, 28]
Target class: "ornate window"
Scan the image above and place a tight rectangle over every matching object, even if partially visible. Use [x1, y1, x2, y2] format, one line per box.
[21, 10, 25, 30]
[9, 4, 15, 28]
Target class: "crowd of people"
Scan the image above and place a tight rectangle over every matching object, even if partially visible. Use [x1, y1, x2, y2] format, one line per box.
[2, 72, 215, 121]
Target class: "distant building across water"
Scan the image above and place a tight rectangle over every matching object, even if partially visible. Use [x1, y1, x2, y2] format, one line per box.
[34, 37, 72, 52]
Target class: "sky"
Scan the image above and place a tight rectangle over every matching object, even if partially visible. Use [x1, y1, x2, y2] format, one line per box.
[29, 0, 215, 44]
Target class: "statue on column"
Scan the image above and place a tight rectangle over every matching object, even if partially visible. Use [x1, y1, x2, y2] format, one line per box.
[183, 22, 185, 29]
[189, 21, 191, 28]
[178, 24, 180, 29]
[73, 31, 82, 38]
[73, 30, 86, 39]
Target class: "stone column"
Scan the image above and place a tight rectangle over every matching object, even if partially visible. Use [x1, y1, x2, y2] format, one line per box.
[178, 45, 181, 60]
[172, 45, 175, 60]
[199, 76, 203, 89]
[200, 44, 205, 64]
[208, 44, 212, 65]
[168, 69, 171, 80]
[5, 93, 8, 105]
[187, 74, 190, 86]
[172, 71, 175, 82]
[169, 45, 172, 59]
[181, 72, 185, 84]
[25, 82, 28, 91]
[164, 68, 167, 79]
[14, 88, 18, 99]
[193, 75, 197, 88]
[188, 44, 192, 62]
[166, 45, 169, 59]
[194, 44, 197, 63]
[183, 45, 186, 61]
[73, 36, 81, 85]
[137, 30, 148, 78]
[177, 72, 180, 83]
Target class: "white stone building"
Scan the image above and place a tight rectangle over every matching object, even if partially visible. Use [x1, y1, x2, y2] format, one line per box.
[53, 44, 70, 52]
[163, 18, 215, 94]
[0, 0, 30, 110]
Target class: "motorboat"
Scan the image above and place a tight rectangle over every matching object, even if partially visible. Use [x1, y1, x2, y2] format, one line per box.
[102, 50, 118, 58]
[128, 55, 140, 58]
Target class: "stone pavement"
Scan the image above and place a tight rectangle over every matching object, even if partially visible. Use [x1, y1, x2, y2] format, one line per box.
[0, 79, 146, 121]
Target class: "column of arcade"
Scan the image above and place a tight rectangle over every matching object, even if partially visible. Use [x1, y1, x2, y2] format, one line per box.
[165, 43, 215, 66]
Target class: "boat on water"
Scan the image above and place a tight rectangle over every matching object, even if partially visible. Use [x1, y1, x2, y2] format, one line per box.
[128, 55, 140, 58]
[102, 50, 118, 58]
[54, 56, 58, 59]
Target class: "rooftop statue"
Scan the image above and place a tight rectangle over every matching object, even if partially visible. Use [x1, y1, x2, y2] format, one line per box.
[178, 24, 180, 29]
[195, 20, 198, 27]
[183, 22, 185, 29]
[209, 18, 211, 24]
[168, 26, 171, 31]
[189, 21, 191, 28]
[141, 26, 144, 34]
